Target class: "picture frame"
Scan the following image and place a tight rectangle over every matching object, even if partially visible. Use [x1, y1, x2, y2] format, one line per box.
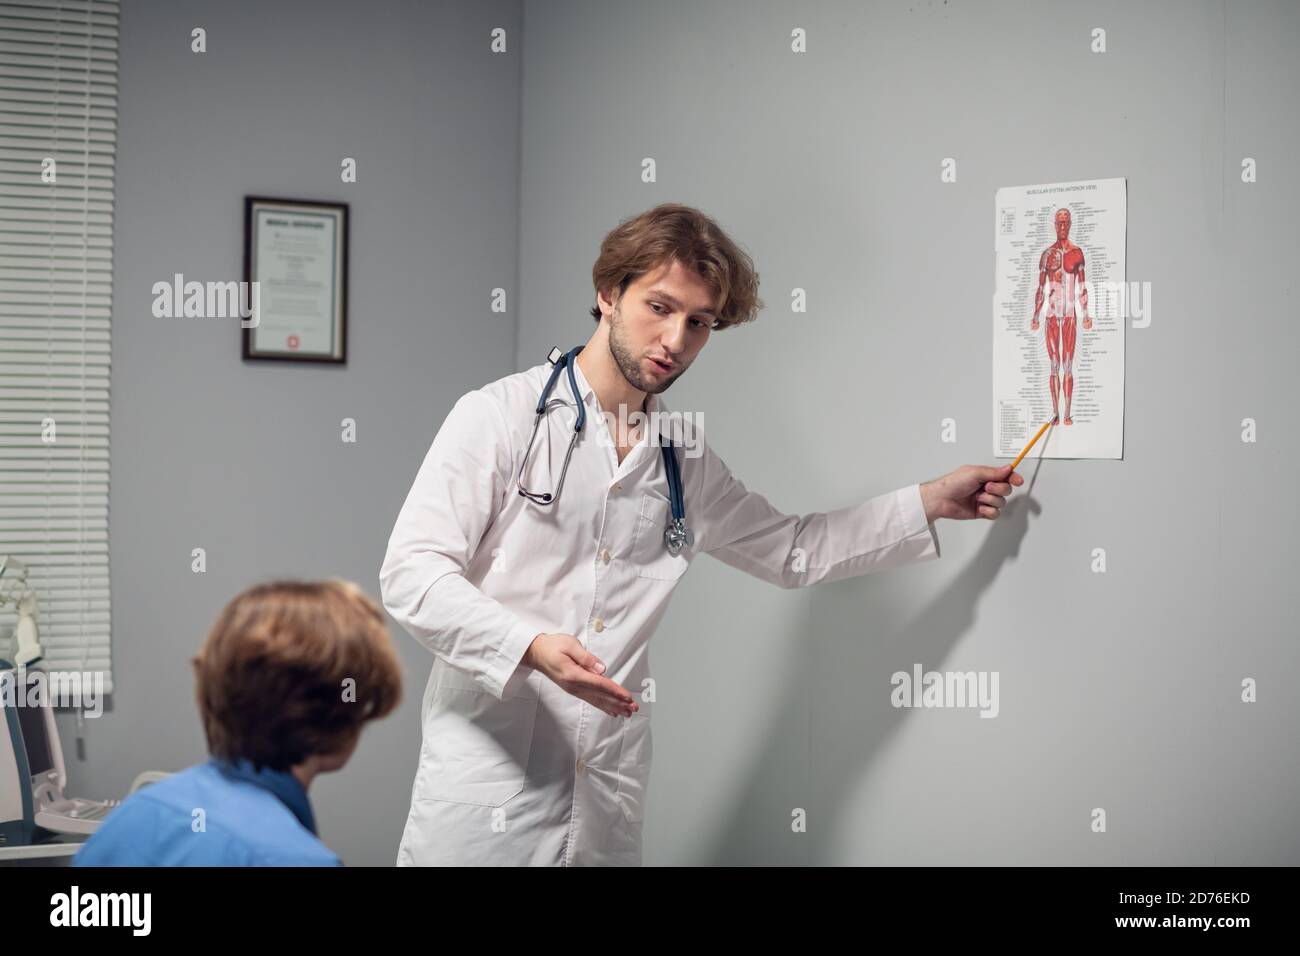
[242, 196, 349, 363]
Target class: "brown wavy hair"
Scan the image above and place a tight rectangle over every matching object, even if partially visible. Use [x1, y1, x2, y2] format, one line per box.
[589, 203, 763, 331]
[193, 579, 403, 771]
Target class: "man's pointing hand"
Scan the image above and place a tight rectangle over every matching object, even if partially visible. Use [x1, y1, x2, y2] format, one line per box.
[920, 464, 1025, 522]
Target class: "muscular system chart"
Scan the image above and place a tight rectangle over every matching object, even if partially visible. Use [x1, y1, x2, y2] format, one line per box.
[993, 177, 1127, 460]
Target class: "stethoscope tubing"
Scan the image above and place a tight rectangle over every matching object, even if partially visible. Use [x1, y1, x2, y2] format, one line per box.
[516, 345, 689, 550]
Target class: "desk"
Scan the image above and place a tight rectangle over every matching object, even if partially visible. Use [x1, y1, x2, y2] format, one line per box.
[0, 833, 86, 866]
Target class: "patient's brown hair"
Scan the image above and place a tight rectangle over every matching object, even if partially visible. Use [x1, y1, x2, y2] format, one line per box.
[589, 202, 763, 331]
[193, 579, 402, 771]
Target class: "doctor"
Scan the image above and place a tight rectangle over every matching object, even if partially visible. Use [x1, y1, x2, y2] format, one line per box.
[379, 202, 1024, 866]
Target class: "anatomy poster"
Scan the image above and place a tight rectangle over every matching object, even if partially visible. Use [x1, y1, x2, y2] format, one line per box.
[992, 177, 1126, 460]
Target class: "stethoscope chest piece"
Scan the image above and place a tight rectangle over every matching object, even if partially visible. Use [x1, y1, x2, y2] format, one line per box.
[664, 518, 693, 555]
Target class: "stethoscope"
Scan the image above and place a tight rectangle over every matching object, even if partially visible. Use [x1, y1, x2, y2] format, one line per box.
[516, 345, 693, 554]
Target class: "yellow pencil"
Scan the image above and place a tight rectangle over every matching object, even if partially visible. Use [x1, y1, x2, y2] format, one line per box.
[1009, 417, 1054, 471]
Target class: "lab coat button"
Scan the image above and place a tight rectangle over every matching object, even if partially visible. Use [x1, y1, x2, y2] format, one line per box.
[592, 618, 605, 633]
[612, 482, 622, 493]
[599, 548, 611, 564]
[576, 758, 586, 773]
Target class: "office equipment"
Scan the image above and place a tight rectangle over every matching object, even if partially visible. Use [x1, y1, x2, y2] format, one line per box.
[0, 662, 121, 845]
[0, 659, 34, 846]
[0, 557, 43, 668]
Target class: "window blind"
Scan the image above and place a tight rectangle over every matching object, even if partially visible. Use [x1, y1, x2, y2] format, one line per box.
[0, 0, 119, 693]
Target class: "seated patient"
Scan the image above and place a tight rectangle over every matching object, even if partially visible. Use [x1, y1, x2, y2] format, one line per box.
[75, 579, 402, 866]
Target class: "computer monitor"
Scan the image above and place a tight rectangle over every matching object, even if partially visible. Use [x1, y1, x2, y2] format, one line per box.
[2, 665, 113, 842]
[0, 662, 36, 845]
[10, 669, 69, 804]
[16, 672, 56, 779]
[1, 665, 111, 841]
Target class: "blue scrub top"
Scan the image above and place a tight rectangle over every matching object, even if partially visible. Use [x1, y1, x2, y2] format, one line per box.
[73, 757, 342, 866]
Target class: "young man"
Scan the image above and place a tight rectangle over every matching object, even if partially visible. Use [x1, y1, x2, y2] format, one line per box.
[380, 202, 1023, 866]
[74, 579, 402, 866]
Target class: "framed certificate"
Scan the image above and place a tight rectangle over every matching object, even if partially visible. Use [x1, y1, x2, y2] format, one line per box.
[243, 196, 349, 363]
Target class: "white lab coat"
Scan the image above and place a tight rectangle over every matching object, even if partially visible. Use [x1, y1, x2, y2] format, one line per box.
[379, 357, 940, 866]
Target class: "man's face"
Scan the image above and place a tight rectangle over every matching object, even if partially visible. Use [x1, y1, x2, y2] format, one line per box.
[1055, 209, 1071, 240]
[599, 258, 716, 396]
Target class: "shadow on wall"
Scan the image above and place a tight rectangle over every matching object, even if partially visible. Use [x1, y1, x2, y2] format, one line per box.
[703, 457, 1047, 864]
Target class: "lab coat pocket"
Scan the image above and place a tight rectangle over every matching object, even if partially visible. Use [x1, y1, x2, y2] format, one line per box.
[615, 711, 653, 824]
[631, 493, 690, 582]
[420, 664, 539, 807]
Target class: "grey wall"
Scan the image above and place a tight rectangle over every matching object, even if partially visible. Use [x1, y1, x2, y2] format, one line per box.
[64, 0, 1298, 867]
[58, 0, 523, 866]
[516, 0, 1299, 864]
